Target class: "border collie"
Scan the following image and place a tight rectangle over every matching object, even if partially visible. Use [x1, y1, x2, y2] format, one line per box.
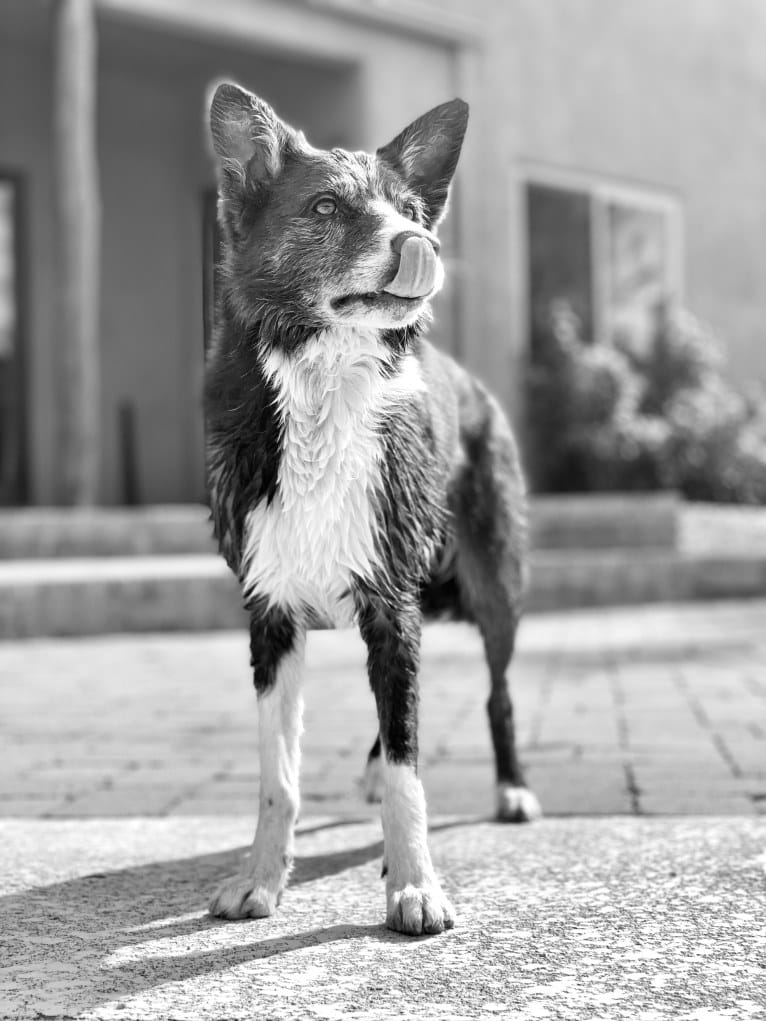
[204, 83, 540, 936]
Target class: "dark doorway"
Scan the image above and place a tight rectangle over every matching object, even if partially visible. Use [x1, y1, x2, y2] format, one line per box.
[0, 173, 26, 504]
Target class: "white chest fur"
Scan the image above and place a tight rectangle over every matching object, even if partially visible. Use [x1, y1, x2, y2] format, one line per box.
[241, 328, 423, 624]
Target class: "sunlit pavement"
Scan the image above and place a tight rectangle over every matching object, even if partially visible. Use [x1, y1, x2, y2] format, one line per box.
[1, 816, 764, 1020]
[2, 600, 764, 819]
[1, 601, 765, 1018]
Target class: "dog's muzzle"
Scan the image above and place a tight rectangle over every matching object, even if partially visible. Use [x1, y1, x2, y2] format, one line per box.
[383, 232, 440, 299]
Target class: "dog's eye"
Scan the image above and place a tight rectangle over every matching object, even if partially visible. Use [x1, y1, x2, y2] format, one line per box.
[313, 197, 337, 216]
[402, 204, 417, 221]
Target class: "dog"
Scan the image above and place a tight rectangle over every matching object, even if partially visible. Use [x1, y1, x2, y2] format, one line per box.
[204, 82, 540, 937]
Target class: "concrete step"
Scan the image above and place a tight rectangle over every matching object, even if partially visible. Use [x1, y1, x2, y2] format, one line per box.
[0, 556, 246, 638]
[0, 506, 216, 559]
[2, 549, 765, 638]
[0, 493, 679, 559]
[531, 492, 679, 550]
[528, 549, 766, 611]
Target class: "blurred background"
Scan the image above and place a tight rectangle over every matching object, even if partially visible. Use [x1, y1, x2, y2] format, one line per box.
[2, 0, 766, 510]
[1, 0, 765, 836]
[3, 0, 766, 640]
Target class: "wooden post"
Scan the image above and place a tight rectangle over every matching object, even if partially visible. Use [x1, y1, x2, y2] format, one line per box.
[53, 0, 101, 505]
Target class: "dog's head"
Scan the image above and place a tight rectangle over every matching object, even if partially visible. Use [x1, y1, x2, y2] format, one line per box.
[208, 83, 468, 338]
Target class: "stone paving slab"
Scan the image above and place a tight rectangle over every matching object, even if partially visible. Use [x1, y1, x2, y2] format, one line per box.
[0, 815, 764, 1021]
[1, 601, 765, 819]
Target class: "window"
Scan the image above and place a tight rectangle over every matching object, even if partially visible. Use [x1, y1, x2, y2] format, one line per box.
[525, 171, 682, 357]
[0, 175, 25, 504]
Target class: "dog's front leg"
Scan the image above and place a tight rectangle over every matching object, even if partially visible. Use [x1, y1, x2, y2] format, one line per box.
[357, 593, 455, 936]
[210, 608, 304, 920]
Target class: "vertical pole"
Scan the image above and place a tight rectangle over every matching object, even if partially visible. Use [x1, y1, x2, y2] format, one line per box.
[52, 0, 101, 505]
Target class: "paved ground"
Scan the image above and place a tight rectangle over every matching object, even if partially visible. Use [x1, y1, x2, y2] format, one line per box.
[2, 600, 766, 1019]
[1, 600, 765, 819]
[1, 815, 764, 1020]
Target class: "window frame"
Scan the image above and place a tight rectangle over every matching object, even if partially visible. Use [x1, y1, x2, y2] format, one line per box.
[520, 162, 684, 349]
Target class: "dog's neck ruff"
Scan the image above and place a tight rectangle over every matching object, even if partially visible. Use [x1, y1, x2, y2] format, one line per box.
[241, 327, 423, 623]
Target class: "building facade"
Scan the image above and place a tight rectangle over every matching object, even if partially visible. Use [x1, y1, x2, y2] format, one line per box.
[1, 0, 765, 504]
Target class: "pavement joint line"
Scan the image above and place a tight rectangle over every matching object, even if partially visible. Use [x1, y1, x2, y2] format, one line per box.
[671, 666, 743, 779]
[607, 653, 646, 814]
[623, 762, 642, 815]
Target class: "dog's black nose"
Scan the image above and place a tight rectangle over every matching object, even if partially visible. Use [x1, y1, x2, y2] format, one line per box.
[391, 230, 440, 256]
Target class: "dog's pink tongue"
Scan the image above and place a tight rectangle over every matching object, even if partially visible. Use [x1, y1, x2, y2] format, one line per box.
[383, 236, 437, 299]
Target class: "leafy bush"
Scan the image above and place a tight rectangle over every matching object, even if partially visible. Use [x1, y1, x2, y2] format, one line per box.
[526, 300, 766, 503]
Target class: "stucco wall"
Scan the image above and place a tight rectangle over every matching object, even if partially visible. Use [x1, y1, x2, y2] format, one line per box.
[1, 3, 459, 503]
[424, 0, 766, 393]
[4, 0, 765, 503]
[97, 24, 365, 503]
[95, 12, 458, 502]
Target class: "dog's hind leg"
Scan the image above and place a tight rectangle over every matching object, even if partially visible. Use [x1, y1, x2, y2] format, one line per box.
[456, 542, 540, 821]
[479, 592, 542, 822]
[452, 391, 541, 823]
[362, 734, 384, 803]
[209, 606, 305, 919]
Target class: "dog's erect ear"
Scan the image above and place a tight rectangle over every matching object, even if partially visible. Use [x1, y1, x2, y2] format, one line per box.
[208, 82, 295, 189]
[377, 99, 468, 228]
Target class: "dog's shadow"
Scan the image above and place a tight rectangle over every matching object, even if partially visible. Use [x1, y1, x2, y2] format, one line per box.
[2, 819, 470, 1015]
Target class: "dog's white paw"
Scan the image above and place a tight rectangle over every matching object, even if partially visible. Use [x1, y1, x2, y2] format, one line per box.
[208, 875, 280, 920]
[496, 783, 542, 823]
[362, 755, 384, 803]
[386, 882, 456, 936]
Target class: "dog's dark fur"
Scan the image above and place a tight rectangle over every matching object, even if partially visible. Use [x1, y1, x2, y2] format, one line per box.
[204, 83, 539, 936]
